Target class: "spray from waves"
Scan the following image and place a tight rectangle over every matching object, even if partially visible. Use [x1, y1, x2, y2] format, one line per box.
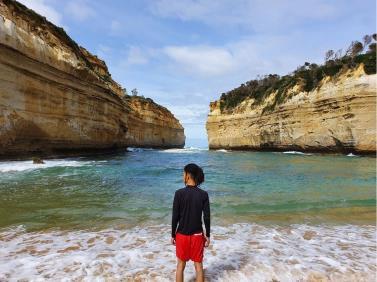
[283, 151, 312, 156]
[0, 159, 99, 173]
[0, 223, 375, 281]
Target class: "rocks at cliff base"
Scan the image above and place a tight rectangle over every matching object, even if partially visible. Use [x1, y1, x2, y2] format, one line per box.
[32, 157, 44, 164]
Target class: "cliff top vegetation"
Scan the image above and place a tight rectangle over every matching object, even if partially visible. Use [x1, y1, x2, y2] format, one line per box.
[219, 34, 376, 114]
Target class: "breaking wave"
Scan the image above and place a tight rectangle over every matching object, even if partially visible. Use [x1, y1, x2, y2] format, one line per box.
[283, 151, 312, 156]
[159, 147, 208, 154]
[0, 159, 97, 173]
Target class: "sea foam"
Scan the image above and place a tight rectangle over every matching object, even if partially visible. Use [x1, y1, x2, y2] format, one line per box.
[159, 147, 207, 154]
[0, 223, 375, 281]
[0, 159, 96, 173]
[283, 151, 312, 155]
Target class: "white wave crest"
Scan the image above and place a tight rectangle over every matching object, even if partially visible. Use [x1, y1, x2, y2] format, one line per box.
[0, 223, 375, 281]
[283, 151, 312, 156]
[0, 159, 96, 173]
[160, 147, 207, 153]
[216, 149, 229, 153]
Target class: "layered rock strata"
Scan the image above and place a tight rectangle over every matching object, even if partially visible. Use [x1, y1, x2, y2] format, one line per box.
[0, 0, 184, 158]
[206, 67, 376, 154]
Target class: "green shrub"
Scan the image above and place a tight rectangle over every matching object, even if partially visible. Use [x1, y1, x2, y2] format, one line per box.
[355, 52, 376, 74]
[218, 35, 377, 113]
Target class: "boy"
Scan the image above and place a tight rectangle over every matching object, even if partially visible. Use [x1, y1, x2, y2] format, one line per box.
[171, 163, 211, 282]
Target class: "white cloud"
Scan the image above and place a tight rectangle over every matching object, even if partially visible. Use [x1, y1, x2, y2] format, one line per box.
[151, 0, 337, 31]
[151, 0, 244, 26]
[160, 28, 334, 81]
[162, 34, 293, 78]
[164, 104, 209, 125]
[17, 0, 62, 25]
[164, 103, 210, 140]
[65, 0, 95, 21]
[164, 45, 235, 76]
[114, 46, 161, 68]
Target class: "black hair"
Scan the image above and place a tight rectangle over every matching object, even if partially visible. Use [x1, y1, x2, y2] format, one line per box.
[184, 163, 205, 186]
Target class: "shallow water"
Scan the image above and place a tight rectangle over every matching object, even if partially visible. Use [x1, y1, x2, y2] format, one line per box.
[0, 148, 375, 281]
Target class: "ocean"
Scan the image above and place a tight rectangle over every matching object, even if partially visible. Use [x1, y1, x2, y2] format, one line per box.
[0, 148, 375, 281]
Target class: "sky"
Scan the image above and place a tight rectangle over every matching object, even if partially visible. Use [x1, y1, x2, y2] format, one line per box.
[18, 0, 376, 147]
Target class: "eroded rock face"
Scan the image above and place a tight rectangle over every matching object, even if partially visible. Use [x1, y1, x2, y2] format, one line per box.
[0, 0, 185, 158]
[206, 68, 376, 154]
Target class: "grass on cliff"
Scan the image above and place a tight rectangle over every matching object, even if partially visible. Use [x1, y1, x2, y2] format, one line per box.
[219, 35, 377, 114]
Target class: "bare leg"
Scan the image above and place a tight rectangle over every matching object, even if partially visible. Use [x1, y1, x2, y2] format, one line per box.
[176, 258, 186, 282]
[194, 261, 204, 282]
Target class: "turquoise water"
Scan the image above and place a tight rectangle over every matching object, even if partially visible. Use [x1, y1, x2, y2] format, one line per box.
[0, 148, 375, 230]
[0, 148, 376, 281]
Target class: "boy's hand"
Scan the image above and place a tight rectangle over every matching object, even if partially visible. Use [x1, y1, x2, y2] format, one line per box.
[171, 237, 176, 245]
[204, 236, 210, 247]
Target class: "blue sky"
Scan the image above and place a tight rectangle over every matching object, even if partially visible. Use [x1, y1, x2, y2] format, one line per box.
[19, 0, 375, 147]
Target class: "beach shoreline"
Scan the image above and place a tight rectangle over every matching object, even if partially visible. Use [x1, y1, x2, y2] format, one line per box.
[1, 223, 375, 281]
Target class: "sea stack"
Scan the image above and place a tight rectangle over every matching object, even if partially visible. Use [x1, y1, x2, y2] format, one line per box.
[0, 0, 185, 158]
[206, 41, 376, 154]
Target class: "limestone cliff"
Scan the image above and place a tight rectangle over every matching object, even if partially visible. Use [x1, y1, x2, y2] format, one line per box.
[0, 0, 185, 158]
[206, 66, 376, 154]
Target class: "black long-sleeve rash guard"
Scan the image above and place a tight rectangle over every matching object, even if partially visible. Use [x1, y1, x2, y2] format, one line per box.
[171, 185, 211, 238]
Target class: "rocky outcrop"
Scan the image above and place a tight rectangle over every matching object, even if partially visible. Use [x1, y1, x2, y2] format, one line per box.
[206, 67, 376, 154]
[0, 0, 184, 158]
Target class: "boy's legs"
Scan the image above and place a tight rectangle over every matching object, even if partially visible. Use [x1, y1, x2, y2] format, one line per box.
[176, 258, 186, 282]
[194, 262, 204, 282]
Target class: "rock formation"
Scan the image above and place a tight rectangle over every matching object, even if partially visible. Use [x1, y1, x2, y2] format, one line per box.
[206, 66, 376, 154]
[0, 0, 185, 158]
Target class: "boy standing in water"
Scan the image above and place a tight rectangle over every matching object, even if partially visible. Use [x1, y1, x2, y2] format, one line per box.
[171, 163, 211, 282]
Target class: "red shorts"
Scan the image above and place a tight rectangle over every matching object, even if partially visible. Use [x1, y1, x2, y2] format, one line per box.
[175, 231, 205, 262]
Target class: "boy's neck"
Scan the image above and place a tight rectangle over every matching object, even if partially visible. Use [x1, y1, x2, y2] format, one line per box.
[186, 181, 196, 187]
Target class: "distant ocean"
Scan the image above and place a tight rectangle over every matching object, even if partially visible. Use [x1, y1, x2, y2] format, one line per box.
[0, 148, 375, 281]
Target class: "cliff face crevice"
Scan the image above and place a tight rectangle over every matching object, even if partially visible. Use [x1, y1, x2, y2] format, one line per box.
[206, 67, 376, 154]
[0, 0, 185, 158]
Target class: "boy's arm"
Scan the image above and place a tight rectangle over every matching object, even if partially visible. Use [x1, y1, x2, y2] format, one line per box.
[203, 192, 210, 237]
[171, 191, 179, 238]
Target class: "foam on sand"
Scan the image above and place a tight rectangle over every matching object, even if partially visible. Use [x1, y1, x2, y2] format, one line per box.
[0, 223, 375, 281]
